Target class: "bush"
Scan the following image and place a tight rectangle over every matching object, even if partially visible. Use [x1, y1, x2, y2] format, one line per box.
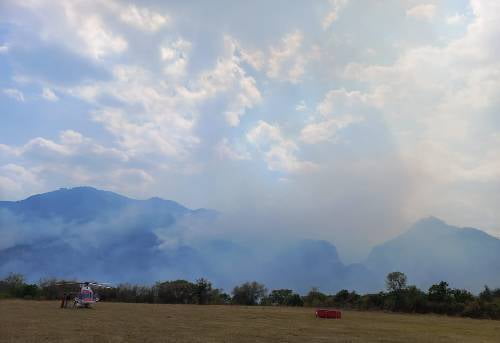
[2, 271, 500, 321]
[156, 280, 196, 304]
[462, 301, 484, 318]
[265, 289, 303, 306]
[286, 293, 304, 307]
[232, 281, 267, 305]
[359, 292, 386, 310]
[303, 288, 331, 307]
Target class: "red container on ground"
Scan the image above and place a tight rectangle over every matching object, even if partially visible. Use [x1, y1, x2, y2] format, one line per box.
[315, 309, 341, 319]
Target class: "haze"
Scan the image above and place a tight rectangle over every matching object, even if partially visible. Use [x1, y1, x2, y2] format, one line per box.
[1, 0, 500, 263]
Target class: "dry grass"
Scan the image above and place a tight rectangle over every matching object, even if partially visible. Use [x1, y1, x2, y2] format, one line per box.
[1, 300, 499, 342]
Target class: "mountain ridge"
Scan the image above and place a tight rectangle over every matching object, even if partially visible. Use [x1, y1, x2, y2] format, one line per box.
[365, 216, 500, 292]
[0, 187, 371, 292]
[1, 187, 499, 293]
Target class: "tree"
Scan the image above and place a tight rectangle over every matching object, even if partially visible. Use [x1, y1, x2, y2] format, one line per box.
[1, 273, 25, 298]
[334, 289, 350, 304]
[212, 291, 231, 305]
[386, 272, 407, 293]
[479, 285, 493, 302]
[286, 293, 304, 307]
[266, 289, 303, 306]
[156, 280, 196, 304]
[492, 288, 500, 298]
[303, 288, 329, 307]
[451, 289, 474, 304]
[206, 289, 231, 305]
[428, 281, 451, 303]
[195, 278, 212, 305]
[232, 281, 267, 305]
[268, 289, 293, 305]
[400, 286, 427, 313]
[360, 292, 385, 310]
[3, 273, 25, 286]
[38, 278, 60, 300]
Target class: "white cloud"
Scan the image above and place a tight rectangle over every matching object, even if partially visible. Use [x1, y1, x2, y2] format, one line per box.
[110, 168, 154, 186]
[75, 15, 127, 59]
[316, 89, 366, 117]
[93, 107, 197, 158]
[0, 164, 41, 200]
[406, 4, 436, 21]
[365, 48, 377, 56]
[295, 100, 307, 112]
[119, 4, 169, 32]
[10, 0, 127, 60]
[0, 130, 146, 200]
[267, 31, 306, 84]
[17, 130, 128, 164]
[42, 87, 59, 101]
[0, 144, 17, 157]
[60, 130, 83, 145]
[247, 121, 283, 147]
[178, 36, 262, 126]
[65, 34, 262, 165]
[446, 13, 466, 25]
[4, 0, 173, 59]
[22, 137, 71, 157]
[301, 115, 361, 144]
[322, 0, 349, 29]
[264, 31, 321, 84]
[223, 74, 262, 126]
[67, 62, 200, 158]
[3, 88, 25, 102]
[216, 138, 251, 161]
[300, 89, 364, 144]
[160, 38, 191, 78]
[0, 45, 8, 54]
[239, 47, 264, 71]
[0, 164, 38, 184]
[247, 121, 316, 173]
[217, 36, 264, 71]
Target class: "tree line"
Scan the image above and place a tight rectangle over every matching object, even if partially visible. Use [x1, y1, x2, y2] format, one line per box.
[1, 271, 499, 320]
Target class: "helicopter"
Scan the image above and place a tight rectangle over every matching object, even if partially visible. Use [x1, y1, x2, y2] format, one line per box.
[56, 281, 112, 308]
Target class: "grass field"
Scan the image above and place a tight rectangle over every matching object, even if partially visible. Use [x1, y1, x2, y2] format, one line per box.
[1, 300, 499, 342]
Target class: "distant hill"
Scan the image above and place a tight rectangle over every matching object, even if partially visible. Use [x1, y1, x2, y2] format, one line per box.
[261, 240, 380, 293]
[0, 186, 203, 222]
[0, 187, 216, 283]
[1, 188, 498, 293]
[0, 187, 373, 292]
[365, 217, 500, 292]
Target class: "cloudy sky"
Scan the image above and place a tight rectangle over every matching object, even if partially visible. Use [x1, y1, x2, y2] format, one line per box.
[1, 0, 499, 258]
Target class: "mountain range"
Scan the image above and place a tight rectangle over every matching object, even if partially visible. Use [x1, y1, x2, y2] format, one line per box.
[1, 187, 499, 293]
[366, 216, 500, 291]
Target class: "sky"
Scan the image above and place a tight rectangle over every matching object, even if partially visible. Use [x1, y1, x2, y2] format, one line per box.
[1, 0, 499, 261]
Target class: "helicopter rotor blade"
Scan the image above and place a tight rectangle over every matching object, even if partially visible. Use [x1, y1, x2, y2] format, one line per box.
[88, 282, 113, 288]
[53, 281, 113, 288]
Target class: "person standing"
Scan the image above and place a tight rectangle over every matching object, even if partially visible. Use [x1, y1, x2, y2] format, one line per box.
[60, 293, 66, 308]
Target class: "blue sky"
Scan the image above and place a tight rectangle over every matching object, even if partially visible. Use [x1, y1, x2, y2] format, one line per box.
[1, 0, 499, 257]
